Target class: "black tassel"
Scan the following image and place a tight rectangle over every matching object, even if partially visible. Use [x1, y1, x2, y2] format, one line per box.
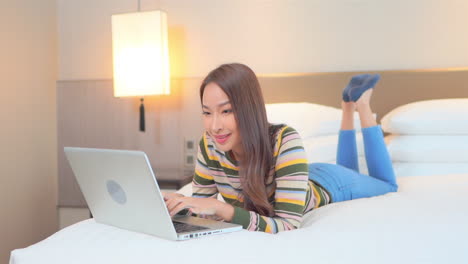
[139, 97, 145, 132]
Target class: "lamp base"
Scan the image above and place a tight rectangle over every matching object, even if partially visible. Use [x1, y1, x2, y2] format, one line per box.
[139, 97, 145, 132]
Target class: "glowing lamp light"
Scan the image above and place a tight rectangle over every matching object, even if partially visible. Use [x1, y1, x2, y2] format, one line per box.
[111, 10, 170, 131]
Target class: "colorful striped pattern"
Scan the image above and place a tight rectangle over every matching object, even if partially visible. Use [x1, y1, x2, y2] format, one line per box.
[192, 125, 330, 234]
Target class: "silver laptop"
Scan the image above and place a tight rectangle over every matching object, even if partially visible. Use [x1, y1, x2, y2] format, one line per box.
[64, 147, 242, 241]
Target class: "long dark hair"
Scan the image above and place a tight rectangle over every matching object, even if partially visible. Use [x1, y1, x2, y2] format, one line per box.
[200, 63, 275, 217]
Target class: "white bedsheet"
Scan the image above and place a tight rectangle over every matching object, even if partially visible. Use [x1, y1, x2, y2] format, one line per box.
[10, 174, 468, 264]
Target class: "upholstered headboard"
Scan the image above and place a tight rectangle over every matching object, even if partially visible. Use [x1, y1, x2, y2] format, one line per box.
[259, 68, 468, 121]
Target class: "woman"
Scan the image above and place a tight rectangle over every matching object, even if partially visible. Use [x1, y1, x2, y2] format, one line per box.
[164, 63, 398, 234]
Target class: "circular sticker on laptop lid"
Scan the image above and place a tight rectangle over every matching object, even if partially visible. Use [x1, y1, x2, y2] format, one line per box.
[106, 180, 127, 204]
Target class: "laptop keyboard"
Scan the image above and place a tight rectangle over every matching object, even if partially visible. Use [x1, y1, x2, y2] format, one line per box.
[173, 221, 209, 233]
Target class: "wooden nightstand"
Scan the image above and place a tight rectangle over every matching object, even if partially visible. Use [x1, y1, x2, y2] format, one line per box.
[153, 168, 194, 190]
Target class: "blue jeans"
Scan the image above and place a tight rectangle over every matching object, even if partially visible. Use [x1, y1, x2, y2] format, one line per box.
[309, 125, 398, 203]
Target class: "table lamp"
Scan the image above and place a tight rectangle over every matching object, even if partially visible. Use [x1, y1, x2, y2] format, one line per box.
[111, 9, 170, 132]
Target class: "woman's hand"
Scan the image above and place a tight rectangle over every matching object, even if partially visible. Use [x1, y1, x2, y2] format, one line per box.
[165, 196, 234, 221]
[161, 192, 184, 201]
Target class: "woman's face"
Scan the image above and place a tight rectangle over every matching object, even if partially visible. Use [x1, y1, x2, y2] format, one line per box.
[202, 82, 243, 158]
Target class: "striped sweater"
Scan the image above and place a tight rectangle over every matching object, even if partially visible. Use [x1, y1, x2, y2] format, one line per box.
[192, 125, 330, 234]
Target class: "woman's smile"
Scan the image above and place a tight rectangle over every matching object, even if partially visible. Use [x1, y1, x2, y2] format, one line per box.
[213, 133, 231, 144]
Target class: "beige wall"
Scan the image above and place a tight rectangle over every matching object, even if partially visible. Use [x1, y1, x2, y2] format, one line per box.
[55, 0, 468, 173]
[0, 0, 58, 262]
[54, 0, 468, 207]
[58, 0, 468, 80]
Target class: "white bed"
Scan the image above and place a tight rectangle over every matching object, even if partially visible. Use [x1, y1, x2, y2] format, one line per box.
[10, 174, 468, 264]
[11, 99, 468, 264]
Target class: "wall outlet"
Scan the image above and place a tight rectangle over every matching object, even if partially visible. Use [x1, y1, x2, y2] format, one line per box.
[185, 139, 195, 152]
[184, 154, 195, 167]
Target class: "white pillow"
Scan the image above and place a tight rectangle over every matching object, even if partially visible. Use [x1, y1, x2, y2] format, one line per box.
[381, 98, 468, 135]
[386, 135, 468, 162]
[393, 162, 468, 177]
[302, 133, 365, 163]
[177, 183, 192, 196]
[266, 103, 367, 138]
[177, 183, 225, 201]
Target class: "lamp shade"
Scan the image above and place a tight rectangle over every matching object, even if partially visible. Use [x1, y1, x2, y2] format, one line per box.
[111, 10, 170, 97]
